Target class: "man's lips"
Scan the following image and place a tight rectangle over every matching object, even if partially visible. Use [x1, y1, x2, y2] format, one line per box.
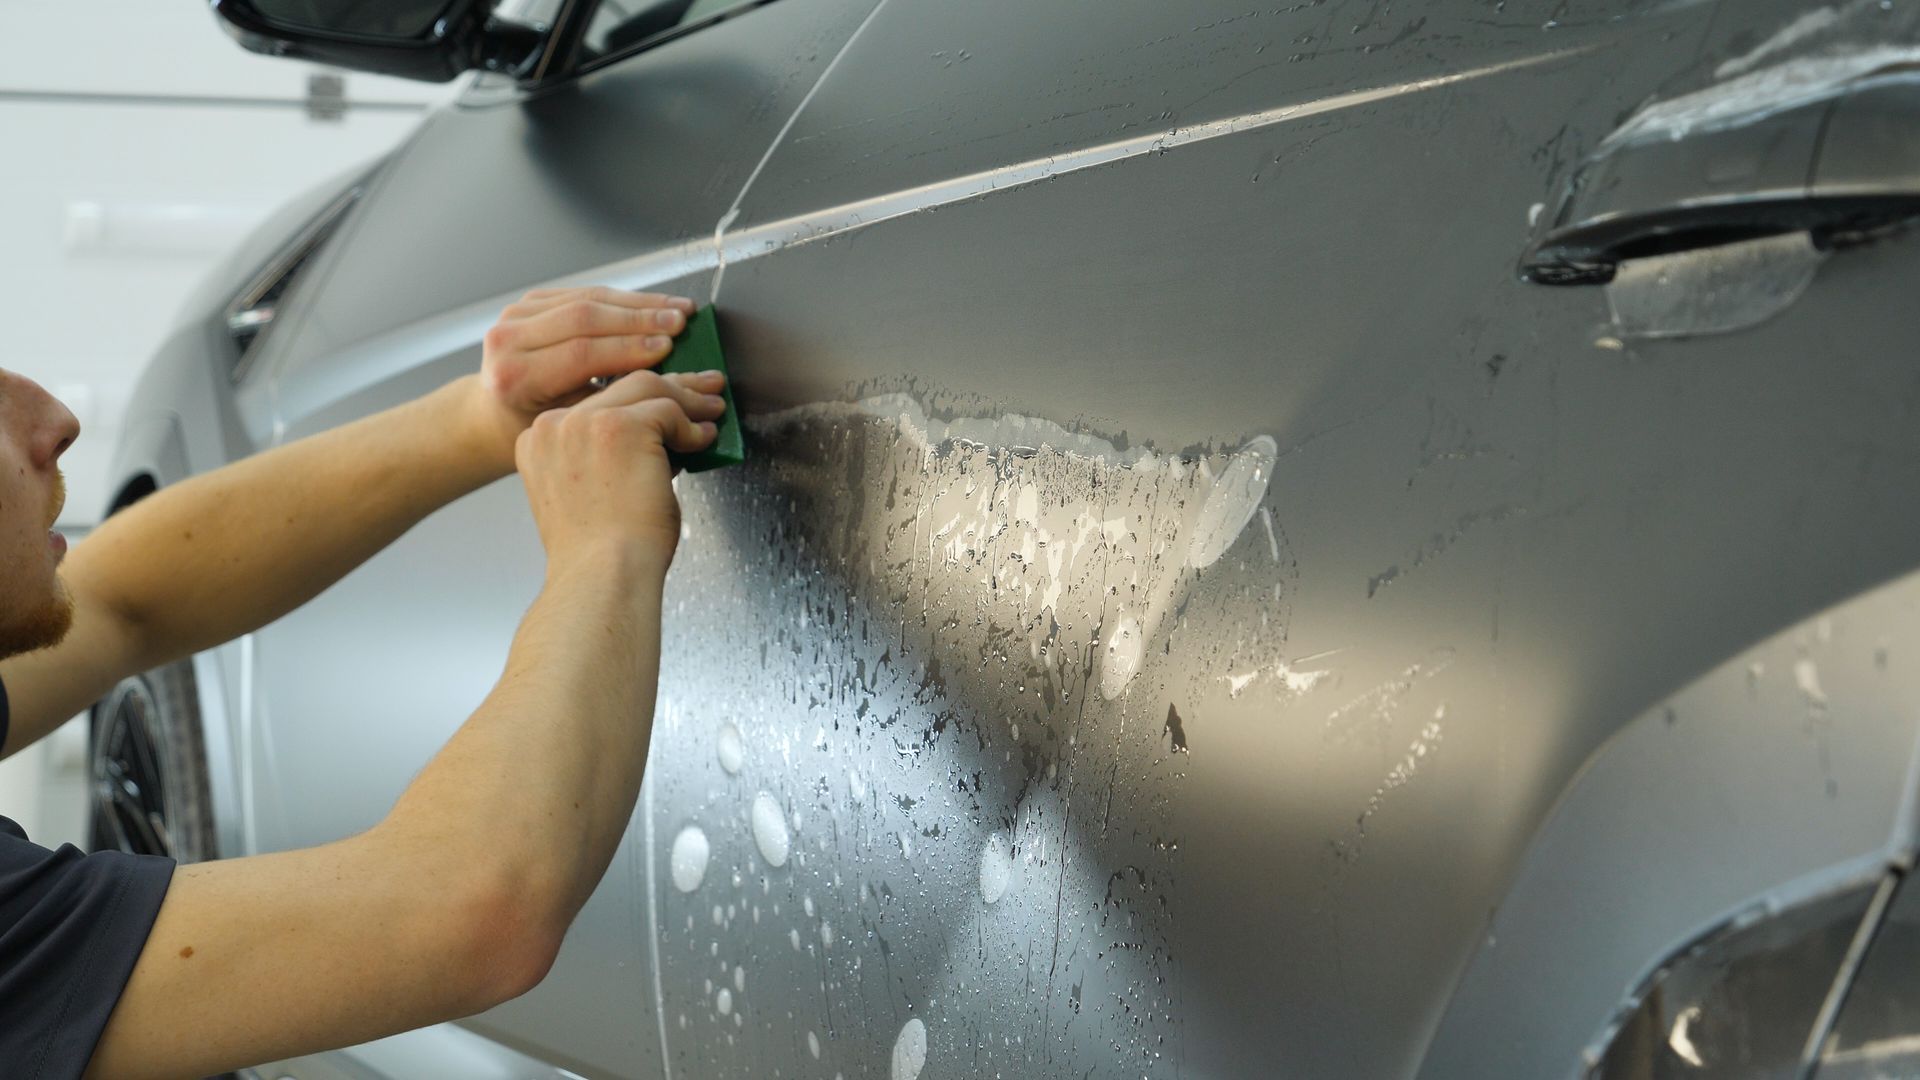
[49, 530, 66, 558]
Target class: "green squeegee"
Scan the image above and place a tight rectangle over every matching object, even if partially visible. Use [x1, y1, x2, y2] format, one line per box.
[658, 304, 744, 473]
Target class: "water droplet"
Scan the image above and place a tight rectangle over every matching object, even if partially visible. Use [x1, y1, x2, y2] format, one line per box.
[751, 791, 791, 867]
[809, 1030, 822, 1058]
[1795, 658, 1828, 706]
[1187, 435, 1277, 568]
[733, 965, 745, 992]
[1100, 612, 1145, 699]
[980, 831, 1013, 904]
[670, 826, 710, 893]
[717, 721, 745, 774]
[716, 987, 733, 1015]
[849, 769, 867, 805]
[891, 1017, 929, 1080]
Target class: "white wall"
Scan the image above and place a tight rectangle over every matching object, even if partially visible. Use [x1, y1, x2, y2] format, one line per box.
[2, 0, 455, 527]
[0, 0, 455, 841]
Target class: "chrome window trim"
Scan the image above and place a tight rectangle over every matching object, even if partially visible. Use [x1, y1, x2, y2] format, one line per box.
[226, 185, 364, 385]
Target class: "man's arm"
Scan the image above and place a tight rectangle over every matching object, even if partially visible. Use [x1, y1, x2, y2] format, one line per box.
[0, 286, 695, 759]
[0, 375, 502, 759]
[85, 368, 725, 1078]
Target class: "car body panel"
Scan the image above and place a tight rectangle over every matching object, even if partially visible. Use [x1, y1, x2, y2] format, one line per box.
[109, 0, 1920, 1076]
[682, 2, 1920, 1074]
[1423, 562, 1920, 1077]
[245, 0, 882, 416]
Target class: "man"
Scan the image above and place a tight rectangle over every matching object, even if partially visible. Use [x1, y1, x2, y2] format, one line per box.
[0, 285, 727, 1078]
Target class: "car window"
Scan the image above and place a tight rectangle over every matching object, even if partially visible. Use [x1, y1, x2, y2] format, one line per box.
[576, 0, 767, 68]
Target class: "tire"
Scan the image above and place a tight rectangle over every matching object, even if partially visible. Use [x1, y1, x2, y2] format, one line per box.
[87, 658, 219, 864]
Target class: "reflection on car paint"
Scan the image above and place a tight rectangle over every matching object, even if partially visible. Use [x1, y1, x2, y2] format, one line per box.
[1714, 4, 1850, 78]
[1595, 0, 1920, 152]
[703, 50, 1585, 299]
[1605, 234, 1827, 341]
[641, 391, 1295, 1075]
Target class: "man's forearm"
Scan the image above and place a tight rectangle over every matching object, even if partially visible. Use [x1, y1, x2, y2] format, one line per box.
[380, 544, 668, 934]
[89, 374, 514, 670]
[78, 548, 670, 1079]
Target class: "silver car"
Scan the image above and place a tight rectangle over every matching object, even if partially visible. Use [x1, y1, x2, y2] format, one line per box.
[94, 0, 1920, 1076]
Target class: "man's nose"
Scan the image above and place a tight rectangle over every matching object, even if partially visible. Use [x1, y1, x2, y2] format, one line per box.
[19, 376, 81, 467]
[47, 398, 80, 464]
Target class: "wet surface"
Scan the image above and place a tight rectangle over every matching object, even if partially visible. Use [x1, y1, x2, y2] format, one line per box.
[644, 395, 1286, 1076]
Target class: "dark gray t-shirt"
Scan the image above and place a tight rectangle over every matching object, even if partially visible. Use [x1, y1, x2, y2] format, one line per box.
[0, 679, 175, 1078]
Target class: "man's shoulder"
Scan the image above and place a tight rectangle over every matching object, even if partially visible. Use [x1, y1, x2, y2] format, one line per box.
[0, 826, 175, 1079]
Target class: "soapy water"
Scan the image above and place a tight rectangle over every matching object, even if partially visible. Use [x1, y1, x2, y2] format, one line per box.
[750, 395, 1277, 701]
[750, 791, 791, 867]
[891, 1018, 928, 1080]
[1188, 436, 1277, 570]
[716, 721, 744, 774]
[668, 825, 709, 894]
[644, 395, 1293, 1075]
[1795, 658, 1828, 707]
[980, 831, 1013, 904]
[1100, 614, 1146, 702]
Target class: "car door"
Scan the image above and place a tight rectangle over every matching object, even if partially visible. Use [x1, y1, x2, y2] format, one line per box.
[634, 0, 1920, 1077]
[232, 2, 886, 1076]
[246, 0, 1920, 1077]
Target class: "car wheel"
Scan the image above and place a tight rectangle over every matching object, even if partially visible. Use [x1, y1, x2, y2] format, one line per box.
[88, 659, 218, 864]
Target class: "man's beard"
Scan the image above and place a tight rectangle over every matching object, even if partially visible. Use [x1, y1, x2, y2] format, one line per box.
[0, 573, 75, 659]
[1, 467, 75, 659]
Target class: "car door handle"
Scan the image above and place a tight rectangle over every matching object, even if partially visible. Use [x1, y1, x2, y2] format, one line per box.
[1520, 71, 1920, 285]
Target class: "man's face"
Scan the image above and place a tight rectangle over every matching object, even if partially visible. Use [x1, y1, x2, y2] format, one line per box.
[0, 370, 80, 659]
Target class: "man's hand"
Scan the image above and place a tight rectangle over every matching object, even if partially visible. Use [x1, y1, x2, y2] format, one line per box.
[466, 286, 698, 474]
[515, 367, 727, 566]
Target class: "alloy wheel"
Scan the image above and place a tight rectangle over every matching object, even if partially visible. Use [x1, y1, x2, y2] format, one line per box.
[91, 678, 173, 858]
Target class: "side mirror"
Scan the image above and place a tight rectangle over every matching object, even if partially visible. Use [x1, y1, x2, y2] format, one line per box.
[210, 0, 549, 84]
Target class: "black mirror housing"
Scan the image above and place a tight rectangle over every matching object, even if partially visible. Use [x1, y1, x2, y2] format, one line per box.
[210, 0, 545, 84]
